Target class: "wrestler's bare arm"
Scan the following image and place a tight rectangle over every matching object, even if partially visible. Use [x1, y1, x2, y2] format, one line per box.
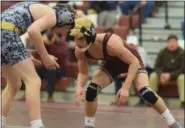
[27, 10, 56, 58]
[75, 47, 89, 88]
[107, 34, 140, 89]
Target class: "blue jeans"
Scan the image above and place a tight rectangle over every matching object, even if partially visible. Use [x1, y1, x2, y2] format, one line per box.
[114, 77, 126, 94]
[119, 1, 154, 20]
[36, 66, 66, 97]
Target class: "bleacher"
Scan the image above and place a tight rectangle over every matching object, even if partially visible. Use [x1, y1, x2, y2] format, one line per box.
[135, 1, 184, 66]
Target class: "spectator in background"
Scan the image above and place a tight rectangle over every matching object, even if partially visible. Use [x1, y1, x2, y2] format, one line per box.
[39, 30, 67, 102]
[149, 34, 184, 108]
[24, 30, 68, 102]
[67, 1, 86, 18]
[119, 1, 154, 22]
[89, 1, 118, 26]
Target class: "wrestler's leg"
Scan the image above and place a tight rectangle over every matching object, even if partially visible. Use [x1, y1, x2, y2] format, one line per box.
[85, 68, 112, 127]
[1, 65, 22, 127]
[13, 58, 44, 128]
[134, 73, 181, 127]
[1, 26, 44, 127]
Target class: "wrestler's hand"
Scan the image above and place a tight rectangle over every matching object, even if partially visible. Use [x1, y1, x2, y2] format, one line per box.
[116, 87, 129, 105]
[74, 86, 83, 107]
[161, 73, 171, 83]
[41, 54, 60, 70]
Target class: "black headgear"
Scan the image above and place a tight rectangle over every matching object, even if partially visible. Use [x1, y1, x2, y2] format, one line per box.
[53, 4, 75, 28]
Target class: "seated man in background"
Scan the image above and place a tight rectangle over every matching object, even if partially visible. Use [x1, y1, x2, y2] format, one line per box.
[38, 30, 67, 102]
[150, 34, 184, 108]
[119, 1, 154, 22]
[24, 30, 68, 102]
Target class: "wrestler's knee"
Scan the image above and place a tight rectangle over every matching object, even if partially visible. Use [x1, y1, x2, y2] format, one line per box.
[139, 86, 158, 105]
[86, 82, 102, 102]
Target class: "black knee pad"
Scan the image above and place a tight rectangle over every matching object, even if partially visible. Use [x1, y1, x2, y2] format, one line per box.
[86, 83, 102, 102]
[139, 87, 158, 105]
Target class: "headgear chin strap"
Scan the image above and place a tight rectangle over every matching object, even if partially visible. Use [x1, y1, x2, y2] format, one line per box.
[53, 4, 75, 28]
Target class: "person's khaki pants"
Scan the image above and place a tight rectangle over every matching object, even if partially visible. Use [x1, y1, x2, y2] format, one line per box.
[149, 72, 184, 102]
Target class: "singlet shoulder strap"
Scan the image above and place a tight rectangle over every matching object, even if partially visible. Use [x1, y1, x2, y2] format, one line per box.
[103, 33, 113, 59]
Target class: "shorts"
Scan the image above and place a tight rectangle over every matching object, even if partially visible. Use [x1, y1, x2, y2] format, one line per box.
[99, 59, 146, 82]
[1, 29, 29, 66]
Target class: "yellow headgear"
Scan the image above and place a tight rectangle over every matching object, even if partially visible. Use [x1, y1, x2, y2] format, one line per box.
[70, 18, 96, 43]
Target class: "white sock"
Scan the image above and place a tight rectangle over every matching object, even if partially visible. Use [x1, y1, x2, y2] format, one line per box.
[30, 119, 44, 128]
[161, 109, 176, 126]
[1, 116, 6, 128]
[85, 117, 95, 127]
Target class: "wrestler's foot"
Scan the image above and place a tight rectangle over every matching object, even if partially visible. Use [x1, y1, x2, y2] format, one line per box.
[169, 122, 182, 128]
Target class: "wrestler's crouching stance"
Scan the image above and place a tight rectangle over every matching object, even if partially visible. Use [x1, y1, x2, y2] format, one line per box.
[1, 2, 75, 128]
[71, 18, 182, 128]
